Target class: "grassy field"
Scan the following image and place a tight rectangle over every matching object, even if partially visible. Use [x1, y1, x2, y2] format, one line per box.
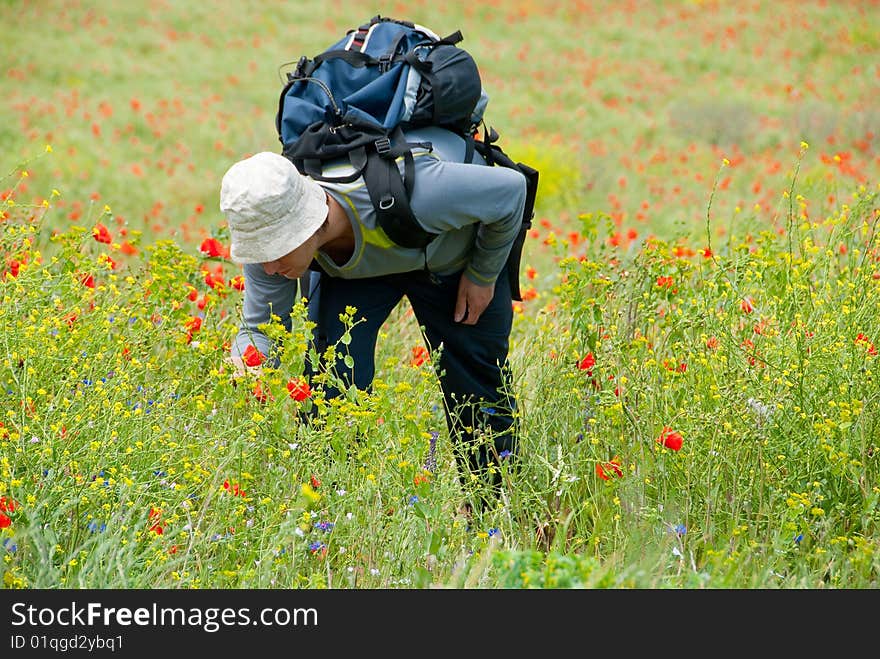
[1, 0, 879, 589]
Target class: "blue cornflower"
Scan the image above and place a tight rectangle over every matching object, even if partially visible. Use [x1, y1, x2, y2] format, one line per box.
[794, 534, 804, 544]
[308, 541, 327, 554]
[314, 521, 335, 532]
[408, 495, 419, 506]
[499, 450, 512, 459]
[480, 407, 496, 415]
[488, 527, 501, 538]
[674, 524, 687, 536]
[3, 538, 17, 553]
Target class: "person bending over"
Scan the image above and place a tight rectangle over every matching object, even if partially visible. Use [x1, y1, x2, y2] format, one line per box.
[220, 125, 527, 508]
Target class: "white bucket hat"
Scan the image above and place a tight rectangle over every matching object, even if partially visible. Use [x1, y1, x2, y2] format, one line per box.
[219, 152, 328, 264]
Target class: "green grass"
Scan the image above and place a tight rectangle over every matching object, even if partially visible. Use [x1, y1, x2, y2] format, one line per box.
[1, 0, 879, 589]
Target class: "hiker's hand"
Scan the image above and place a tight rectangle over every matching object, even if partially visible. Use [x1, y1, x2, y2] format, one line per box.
[225, 356, 262, 378]
[454, 275, 494, 325]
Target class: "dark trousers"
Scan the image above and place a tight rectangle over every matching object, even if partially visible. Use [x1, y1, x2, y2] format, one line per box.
[304, 268, 517, 493]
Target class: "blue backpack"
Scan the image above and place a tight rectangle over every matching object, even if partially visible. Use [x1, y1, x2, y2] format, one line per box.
[275, 15, 538, 299]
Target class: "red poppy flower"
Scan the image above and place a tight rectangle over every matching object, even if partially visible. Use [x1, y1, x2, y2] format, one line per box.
[0, 496, 18, 513]
[199, 237, 226, 258]
[203, 270, 225, 290]
[740, 298, 754, 314]
[596, 457, 623, 481]
[230, 275, 245, 291]
[521, 286, 538, 301]
[578, 352, 596, 372]
[242, 345, 265, 367]
[855, 333, 877, 356]
[657, 426, 683, 451]
[92, 222, 112, 244]
[310, 474, 321, 489]
[184, 316, 202, 343]
[147, 507, 165, 535]
[223, 479, 246, 497]
[287, 377, 312, 401]
[410, 346, 429, 367]
[78, 272, 95, 288]
[251, 380, 274, 403]
[673, 245, 695, 258]
[0, 512, 10, 529]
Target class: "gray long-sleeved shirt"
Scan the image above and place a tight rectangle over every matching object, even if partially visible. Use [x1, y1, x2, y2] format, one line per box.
[231, 125, 527, 361]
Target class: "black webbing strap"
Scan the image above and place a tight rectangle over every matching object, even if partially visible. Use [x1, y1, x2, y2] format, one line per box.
[473, 129, 540, 301]
[313, 49, 380, 69]
[463, 133, 475, 164]
[363, 153, 433, 248]
[348, 21, 372, 52]
[361, 128, 437, 249]
[437, 30, 464, 46]
[299, 153, 365, 185]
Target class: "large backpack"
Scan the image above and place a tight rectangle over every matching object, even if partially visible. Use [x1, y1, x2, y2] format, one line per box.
[275, 15, 538, 300]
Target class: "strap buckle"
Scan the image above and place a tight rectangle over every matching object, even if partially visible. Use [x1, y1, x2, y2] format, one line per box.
[290, 55, 309, 80]
[378, 54, 393, 73]
[374, 137, 392, 156]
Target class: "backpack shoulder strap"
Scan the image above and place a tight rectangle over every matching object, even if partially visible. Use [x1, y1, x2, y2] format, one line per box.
[474, 127, 539, 301]
[361, 126, 437, 249]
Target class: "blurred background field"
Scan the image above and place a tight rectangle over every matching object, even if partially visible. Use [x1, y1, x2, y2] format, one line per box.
[1, 1, 880, 590]
[3, 0, 877, 249]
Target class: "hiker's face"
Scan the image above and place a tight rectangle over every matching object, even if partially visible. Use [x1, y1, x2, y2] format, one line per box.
[262, 233, 318, 280]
